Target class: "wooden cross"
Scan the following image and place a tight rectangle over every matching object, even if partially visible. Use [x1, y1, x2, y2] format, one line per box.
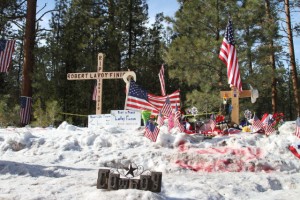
[67, 53, 130, 114]
[220, 87, 251, 124]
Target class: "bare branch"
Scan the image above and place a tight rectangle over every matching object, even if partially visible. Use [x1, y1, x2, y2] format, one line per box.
[36, 3, 47, 15]
[36, 9, 59, 23]
[36, 28, 53, 32]
[10, 20, 25, 30]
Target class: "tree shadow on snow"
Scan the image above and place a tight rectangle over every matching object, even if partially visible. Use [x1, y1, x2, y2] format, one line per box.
[0, 160, 94, 178]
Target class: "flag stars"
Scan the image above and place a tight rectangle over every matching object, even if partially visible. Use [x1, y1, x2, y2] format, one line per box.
[225, 20, 235, 45]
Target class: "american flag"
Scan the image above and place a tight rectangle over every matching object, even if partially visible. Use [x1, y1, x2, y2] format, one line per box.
[219, 20, 242, 92]
[209, 114, 217, 131]
[158, 65, 166, 96]
[0, 39, 16, 72]
[252, 115, 264, 132]
[295, 117, 300, 138]
[148, 90, 180, 111]
[168, 113, 174, 132]
[156, 111, 164, 127]
[144, 120, 160, 142]
[160, 97, 173, 117]
[263, 118, 275, 136]
[125, 80, 159, 114]
[125, 80, 180, 115]
[174, 105, 185, 132]
[20, 96, 32, 125]
[92, 83, 97, 101]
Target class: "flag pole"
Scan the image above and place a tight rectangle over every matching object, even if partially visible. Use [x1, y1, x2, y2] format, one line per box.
[124, 77, 131, 110]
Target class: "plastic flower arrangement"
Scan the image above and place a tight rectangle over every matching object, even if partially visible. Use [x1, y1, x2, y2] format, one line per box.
[272, 112, 284, 129]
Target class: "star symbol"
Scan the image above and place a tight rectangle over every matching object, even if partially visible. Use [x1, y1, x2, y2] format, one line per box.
[125, 164, 137, 177]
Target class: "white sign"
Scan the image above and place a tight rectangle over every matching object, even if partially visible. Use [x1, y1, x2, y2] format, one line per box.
[110, 110, 141, 130]
[88, 114, 112, 129]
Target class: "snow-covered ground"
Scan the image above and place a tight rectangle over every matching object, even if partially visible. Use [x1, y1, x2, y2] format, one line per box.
[1, 121, 300, 200]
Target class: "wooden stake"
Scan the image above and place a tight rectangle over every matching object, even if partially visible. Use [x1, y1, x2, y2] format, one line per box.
[220, 87, 251, 124]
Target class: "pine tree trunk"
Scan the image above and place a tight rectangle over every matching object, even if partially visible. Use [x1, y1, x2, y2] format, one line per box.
[22, 0, 36, 98]
[265, 0, 277, 113]
[284, 0, 300, 117]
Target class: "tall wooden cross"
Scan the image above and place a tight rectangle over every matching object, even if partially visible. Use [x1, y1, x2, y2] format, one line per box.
[67, 53, 132, 114]
[220, 87, 251, 124]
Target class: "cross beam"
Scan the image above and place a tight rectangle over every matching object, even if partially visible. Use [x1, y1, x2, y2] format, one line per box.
[220, 87, 251, 124]
[67, 53, 134, 114]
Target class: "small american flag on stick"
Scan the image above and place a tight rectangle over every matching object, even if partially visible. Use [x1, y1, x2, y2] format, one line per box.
[174, 105, 185, 132]
[144, 120, 160, 142]
[156, 111, 164, 127]
[160, 97, 173, 117]
[252, 115, 264, 132]
[295, 117, 300, 138]
[263, 117, 275, 136]
[209, 114, 217, 131]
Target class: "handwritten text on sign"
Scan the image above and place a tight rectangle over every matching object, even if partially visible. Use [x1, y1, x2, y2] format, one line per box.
[67, 72, 126, 80]
[111, 110, 141, 130]
[88, 114, 112, 129]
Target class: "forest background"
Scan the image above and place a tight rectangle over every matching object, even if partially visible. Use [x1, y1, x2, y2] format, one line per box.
[0, 0, 300, 127]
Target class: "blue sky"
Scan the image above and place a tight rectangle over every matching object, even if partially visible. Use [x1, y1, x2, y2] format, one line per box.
[37, 0, 180, 27]
[36, 0, 298, 63]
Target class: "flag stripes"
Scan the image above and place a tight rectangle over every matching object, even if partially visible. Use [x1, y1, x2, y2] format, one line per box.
[0, 39, 16, 72]
[158, 65, 166, 96]
[125, 80, 180, 115]
[156, 111, 164, 127]
[144, 121, 160, 142]
[148, 91, 180, 111]
[295, 117, 300, 138]
[20, 96, 32, 125]
[252, 115, 264, 132]
[219, 20, 242, 92]
[174, 106, 185, 132]
[160, 97, 173, 117]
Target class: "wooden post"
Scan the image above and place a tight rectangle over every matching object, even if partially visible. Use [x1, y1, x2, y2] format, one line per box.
[67, 53, 135, 114]
[220, 87, 251, 124]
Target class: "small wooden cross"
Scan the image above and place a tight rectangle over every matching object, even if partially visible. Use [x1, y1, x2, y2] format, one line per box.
[220, 87, 251, 124]
[67, 53, 130, 114]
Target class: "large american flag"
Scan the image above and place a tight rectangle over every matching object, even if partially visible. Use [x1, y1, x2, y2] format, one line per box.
[144, 120, 160, 142]
[20, 96, 32, 125]
[148, 90, 180, 111]
[295, 117, 300, 138]
[219, 20, 242, 92]
[125, 80, 180, 115]
[0, 39, 15, 72]
[252, 115, 264, 132]
[158, 65, 166, 96]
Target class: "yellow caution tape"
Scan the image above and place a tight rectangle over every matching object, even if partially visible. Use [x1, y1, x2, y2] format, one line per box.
[59, 112, 88, 117]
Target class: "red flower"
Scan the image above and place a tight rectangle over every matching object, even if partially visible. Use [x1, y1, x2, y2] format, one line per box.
[216, 115, 225, 123]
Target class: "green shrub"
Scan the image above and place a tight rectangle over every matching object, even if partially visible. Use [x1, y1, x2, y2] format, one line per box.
[0, 95, 20, 127]
[32, 99, 63, 127]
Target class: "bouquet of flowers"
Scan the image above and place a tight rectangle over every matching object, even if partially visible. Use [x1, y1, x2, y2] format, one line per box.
[272, 112, 284, 129]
